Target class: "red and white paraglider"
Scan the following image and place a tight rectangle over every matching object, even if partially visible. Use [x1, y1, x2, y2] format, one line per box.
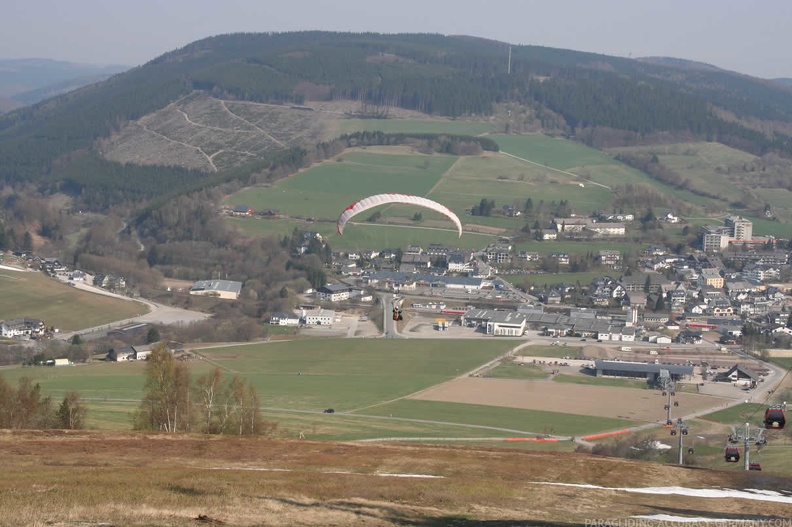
[337, 194, 463, 237]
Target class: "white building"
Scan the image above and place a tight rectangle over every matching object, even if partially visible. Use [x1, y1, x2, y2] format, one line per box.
[303, 309, 335, 325]
[485, 311, 527, 336]
[725, 216, 753, 241]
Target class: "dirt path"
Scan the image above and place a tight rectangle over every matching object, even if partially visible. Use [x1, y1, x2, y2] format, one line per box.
[216, 98, 287, 148]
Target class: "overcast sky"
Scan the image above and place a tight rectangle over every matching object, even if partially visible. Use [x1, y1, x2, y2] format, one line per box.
[4, 0, 791, 78]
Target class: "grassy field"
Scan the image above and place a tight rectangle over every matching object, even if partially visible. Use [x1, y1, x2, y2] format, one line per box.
[700, 402, 767, 426]
[551, 373, 649, 390]
[0, 339, 517, 430]
[608, 142, 753, 206]
[229, 151, 458, 221]
[426, 152, 615, 220]
[0, 337, 657, 440]
[199, 339, 515, 412]
[353, 399, 640, 437]
[485, 362, 548, 380]
[0, 270, 148, 331]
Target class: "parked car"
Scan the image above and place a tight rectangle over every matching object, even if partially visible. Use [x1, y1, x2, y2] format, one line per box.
[323, 408, 335, 414]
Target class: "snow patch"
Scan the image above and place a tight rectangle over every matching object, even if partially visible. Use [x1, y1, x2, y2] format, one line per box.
[209, 467, 443, 478]
[531, 482, 792, 504]
[633, 514, 755, 523]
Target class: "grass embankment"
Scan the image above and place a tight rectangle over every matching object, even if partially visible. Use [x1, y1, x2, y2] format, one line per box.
[353, 399, 640, 437]
[552, 374, 649, 390]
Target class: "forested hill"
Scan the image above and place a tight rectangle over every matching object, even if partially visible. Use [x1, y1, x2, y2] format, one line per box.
[2, 31, 792, 204]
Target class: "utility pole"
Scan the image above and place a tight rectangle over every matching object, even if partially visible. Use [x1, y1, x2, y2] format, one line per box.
[508, 46, 512, 75]
[660, 374, 677, 425]
[728, 422, 767, 471]
[670, 418, 689, 465]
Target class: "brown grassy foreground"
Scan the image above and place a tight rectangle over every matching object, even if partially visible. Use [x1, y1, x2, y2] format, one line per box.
[1, 430, 791, 526]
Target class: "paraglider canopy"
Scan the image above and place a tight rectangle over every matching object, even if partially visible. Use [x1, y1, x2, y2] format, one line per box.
[337, 193, 462, 237]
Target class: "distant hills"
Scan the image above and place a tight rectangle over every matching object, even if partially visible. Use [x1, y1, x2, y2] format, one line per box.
[2, 32, 792, 210]
[0, 58, 128, 110]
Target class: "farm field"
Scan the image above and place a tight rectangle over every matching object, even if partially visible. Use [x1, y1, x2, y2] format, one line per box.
[407, 377, 732, 424]
[426, 152, 615, 221]
[551, 373, 649, 390]
[329, 118, 494, 137]
[608, 142, 753, 206]
[225, 134, 729, 251]
[0, 270, 148, 331]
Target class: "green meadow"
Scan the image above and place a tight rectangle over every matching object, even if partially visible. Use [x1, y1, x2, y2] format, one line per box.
[199, 339, 515, 411]
[0, 338, 648, 440]
[0, 271, 148, 331]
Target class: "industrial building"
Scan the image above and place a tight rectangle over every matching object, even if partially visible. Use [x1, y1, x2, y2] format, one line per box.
[189, 279, 243, 300]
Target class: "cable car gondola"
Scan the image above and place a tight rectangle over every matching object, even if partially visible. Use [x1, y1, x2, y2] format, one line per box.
[749, 462, 762, 471]
[764, 405, 786, 430]
[724, 447, 740, 463]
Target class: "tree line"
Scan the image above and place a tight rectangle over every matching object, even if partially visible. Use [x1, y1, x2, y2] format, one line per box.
[0, 376, 86, 430]
[133, 346, 271, 435]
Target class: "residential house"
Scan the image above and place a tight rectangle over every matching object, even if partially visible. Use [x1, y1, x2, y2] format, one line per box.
[539, 229, 558, 241]
[231, 205, 254, 216]
[676, 330, 703, 344]
[269, 312, 301, 326]
[517, 251, 540, 262]
[0, 318, 45, 338]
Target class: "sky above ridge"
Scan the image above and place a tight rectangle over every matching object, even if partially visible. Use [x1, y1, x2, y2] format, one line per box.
[4, 0, 791, 78]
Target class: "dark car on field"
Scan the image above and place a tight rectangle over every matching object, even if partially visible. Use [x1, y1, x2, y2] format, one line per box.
[323, 408, 335, 414]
